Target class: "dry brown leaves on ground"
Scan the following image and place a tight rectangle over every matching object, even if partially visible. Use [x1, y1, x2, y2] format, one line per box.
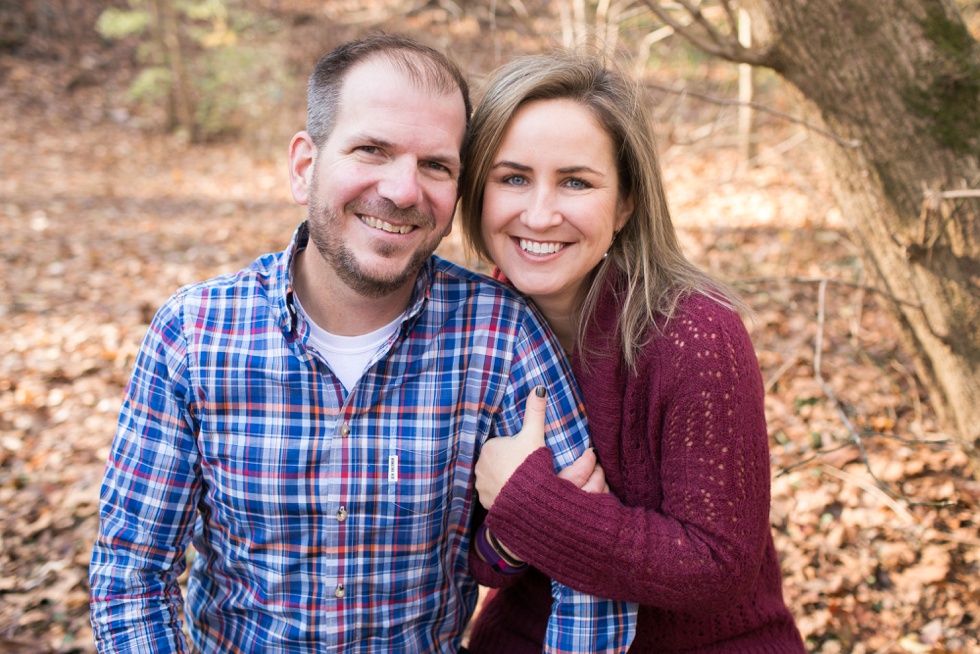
[2, 40, 979, 654]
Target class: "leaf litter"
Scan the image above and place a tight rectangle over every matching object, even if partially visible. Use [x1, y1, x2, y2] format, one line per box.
[1, 36, 978, 654]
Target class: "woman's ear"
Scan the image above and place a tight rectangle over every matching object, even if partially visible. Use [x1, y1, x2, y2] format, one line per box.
[288, 131, 316, 206]
[615, 192, 634, 232]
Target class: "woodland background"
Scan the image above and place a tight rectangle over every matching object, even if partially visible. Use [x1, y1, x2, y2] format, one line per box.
[1, 0, 979, 652]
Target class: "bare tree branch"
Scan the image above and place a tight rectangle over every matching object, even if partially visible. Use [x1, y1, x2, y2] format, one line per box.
[638, 0, 726, 57]
[734, 275, 920, 309]
[643, 81, 862, 147]
[637, 0, 775, 66]
[718, 0, 739, 34]
[673, 0, 728, 51]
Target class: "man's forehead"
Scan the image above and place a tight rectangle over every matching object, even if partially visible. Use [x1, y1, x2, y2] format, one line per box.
[342, 53, 451, 96]
[334, 58, 466, 147]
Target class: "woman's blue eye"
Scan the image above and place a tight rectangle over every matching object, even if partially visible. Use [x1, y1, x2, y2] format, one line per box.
[502, 175, 528, 186]
[565, 178, 590, 190]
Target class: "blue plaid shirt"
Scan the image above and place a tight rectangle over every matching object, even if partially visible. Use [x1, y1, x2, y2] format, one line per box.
[90, 223, 636, 653]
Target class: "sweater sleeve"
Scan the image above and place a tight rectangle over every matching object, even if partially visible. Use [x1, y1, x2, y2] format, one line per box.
[485, 302, 773, 614]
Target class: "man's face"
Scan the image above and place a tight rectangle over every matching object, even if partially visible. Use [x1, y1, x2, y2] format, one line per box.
[304, 57, 466, 299]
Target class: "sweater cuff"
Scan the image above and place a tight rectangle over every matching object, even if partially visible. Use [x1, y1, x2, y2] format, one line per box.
[485, 447, 628, 593]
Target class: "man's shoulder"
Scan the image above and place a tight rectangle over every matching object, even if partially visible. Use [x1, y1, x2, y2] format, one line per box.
[159, 249, 287, 333]
[428, 255, 527, 307]
[174, 250, 284, 301]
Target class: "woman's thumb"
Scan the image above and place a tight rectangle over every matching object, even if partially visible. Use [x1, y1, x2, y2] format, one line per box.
[519, 385, 548, 446]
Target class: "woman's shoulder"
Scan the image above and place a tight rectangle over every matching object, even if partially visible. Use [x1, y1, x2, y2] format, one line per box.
[662, 292, 748, 336]
[643, 292, 756, 367]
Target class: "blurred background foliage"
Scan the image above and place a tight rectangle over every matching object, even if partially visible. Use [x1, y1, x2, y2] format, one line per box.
[2, 2, 980, 652]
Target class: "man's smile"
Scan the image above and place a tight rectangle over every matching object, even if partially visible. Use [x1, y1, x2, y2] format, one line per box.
[359, 215, 416, 234]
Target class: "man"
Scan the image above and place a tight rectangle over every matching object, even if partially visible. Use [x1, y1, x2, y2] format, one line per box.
[89, 35, 635, 653]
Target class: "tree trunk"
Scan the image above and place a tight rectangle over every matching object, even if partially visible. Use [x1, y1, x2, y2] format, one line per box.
[151, 0, 197, 141]
[740, 0, 980, 459]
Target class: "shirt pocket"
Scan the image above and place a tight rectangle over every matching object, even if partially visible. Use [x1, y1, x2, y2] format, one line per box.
[388, 432, 459, 522]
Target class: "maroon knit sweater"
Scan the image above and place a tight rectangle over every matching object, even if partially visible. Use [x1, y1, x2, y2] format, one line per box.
[467, 286, 805, 652]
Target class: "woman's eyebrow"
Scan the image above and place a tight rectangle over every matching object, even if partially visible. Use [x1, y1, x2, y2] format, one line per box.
[557, 165, 603, 175]
[491, 160, 531, 171]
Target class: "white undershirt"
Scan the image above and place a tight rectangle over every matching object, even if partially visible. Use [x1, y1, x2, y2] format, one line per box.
[292, 291, 403, 392]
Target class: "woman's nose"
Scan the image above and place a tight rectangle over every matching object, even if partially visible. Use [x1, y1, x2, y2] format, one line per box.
[520, 190, 562, 230]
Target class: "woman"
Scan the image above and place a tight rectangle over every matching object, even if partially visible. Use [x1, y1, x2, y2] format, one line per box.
[460, 52, 806, 652]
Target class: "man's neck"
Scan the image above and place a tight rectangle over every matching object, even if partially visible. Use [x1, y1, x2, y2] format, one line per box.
[292, 249, 416, 336]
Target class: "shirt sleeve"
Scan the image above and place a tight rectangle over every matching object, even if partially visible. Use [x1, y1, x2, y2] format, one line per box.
[89, 293, 201, 652]
[491, 309, 637, 654]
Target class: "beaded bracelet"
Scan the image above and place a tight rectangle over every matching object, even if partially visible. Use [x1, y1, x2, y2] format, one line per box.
[475, 523, 527, 575]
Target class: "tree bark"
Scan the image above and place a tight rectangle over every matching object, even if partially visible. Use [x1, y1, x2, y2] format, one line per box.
[733, 0, 980, 460]
[151, 0, 197, 141]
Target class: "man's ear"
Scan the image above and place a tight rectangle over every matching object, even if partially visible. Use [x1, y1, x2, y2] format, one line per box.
[288, 131, 316, 206]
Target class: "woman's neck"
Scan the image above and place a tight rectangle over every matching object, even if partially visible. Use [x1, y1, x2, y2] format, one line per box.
[531, 296, 577, 355]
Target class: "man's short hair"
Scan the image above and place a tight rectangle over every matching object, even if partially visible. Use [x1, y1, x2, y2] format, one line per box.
[306, 34, 472, 152]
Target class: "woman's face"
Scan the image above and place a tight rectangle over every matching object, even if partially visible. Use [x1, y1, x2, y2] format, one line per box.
[481, 98, 632, 315]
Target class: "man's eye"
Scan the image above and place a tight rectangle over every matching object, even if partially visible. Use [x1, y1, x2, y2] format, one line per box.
[356, 146, 379, 154]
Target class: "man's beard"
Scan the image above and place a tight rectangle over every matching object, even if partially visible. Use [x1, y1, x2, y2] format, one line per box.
[306, 184, 448, 299]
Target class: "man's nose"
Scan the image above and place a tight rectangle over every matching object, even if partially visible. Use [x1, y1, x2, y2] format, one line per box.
[377, 157, 423, 209]
[521, 189, 562, 230]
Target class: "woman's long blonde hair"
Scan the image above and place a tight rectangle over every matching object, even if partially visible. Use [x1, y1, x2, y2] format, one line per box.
[460, 51, 747, 369]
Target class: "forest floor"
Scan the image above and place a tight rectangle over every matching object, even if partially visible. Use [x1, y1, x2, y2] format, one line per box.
[1, 6, 979, 653]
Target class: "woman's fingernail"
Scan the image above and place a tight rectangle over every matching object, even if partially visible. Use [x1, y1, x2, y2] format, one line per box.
[535, 385, 546, 398]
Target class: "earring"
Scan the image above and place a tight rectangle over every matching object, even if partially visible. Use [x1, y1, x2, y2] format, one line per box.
[603, 230, 619, 260]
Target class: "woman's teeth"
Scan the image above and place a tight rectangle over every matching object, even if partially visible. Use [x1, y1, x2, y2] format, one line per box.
[519, 239, 564, 254]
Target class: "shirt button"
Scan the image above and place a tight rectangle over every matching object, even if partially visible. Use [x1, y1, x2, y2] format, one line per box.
[336, 506, 348, 522]
[334, 583, 346, 599]
[339, 423, 351, 438]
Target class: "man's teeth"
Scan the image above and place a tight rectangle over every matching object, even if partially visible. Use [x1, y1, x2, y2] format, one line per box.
[519, 239, 564, 254]
[361, 216, 413, 234]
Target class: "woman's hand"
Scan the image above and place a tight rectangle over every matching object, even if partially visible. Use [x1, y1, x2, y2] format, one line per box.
[558, 448, 609, 494]
[475, 386, 548, 510]
[475, 386, 609, 510]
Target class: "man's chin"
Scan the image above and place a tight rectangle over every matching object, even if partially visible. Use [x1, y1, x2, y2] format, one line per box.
[336, 261, 422, 299]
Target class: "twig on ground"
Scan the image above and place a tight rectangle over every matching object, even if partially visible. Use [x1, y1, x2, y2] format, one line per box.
[764, 350, 803, 394]
[818, 464, 917, 525]
[775, 442, 854, 477]
[809, 280, 954, 509]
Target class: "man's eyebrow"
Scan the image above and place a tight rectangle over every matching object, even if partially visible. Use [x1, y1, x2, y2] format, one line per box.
[353, 134, 459, 168]
[428, 153, 461, 169]
[355, 135, 393, 149]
